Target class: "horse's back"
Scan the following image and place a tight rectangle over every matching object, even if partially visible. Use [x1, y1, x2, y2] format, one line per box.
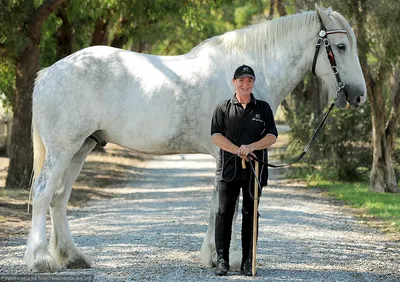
[32, 46, 215, 156]
[34, 45, 191, 102]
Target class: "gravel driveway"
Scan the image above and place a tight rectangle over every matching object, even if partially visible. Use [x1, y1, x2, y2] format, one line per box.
[0, 154, 399, 281]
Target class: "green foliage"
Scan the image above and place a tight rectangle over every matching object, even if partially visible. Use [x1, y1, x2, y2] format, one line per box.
[364, 0, 400, 72]
[284, 96, 373, 181]
[234, 4, 259, 28]
[40, 13, 62, 66]
[0, 59, 15, 110]
[0, 1, 58, 58]
[0, 0, 46, 108]
[150, 1, 264, 55]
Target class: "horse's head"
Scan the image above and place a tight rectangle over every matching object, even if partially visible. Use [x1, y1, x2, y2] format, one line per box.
[313, 5, 366, 109]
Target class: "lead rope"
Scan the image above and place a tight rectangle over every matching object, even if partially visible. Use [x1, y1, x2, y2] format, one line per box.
[239, 101, 335, 170]
[27, 170, 34, 214]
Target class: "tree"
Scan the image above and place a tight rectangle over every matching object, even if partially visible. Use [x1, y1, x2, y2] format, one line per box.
[0, 0, 67, 190]
[352, 1, 400, 192]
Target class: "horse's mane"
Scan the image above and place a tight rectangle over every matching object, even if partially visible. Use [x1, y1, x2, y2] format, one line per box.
[189, 10, 355, 60]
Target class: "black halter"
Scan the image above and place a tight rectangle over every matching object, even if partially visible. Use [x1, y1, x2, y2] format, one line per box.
[312, 25, 348, 96]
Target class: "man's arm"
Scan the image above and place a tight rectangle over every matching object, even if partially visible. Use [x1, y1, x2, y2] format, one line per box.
[212, 133, 239, 155]
[237, 134, 277, 157]
[249, 134, 277, 150]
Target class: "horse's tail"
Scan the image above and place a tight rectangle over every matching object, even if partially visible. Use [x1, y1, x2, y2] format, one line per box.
[32, 68, 48, 182]
[32, 115, 46, 182]
[28, 69, 48, 212]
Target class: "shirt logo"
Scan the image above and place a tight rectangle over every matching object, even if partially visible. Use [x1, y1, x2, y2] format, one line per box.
[252, 114, 264, 123]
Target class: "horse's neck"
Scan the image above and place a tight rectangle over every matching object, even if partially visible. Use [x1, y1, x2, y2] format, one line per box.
[201, 12, 320, 112]
[263, 41, 316, 111]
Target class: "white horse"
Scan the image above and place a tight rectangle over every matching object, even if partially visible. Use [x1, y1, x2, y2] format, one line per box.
[25, 5, 366, 272]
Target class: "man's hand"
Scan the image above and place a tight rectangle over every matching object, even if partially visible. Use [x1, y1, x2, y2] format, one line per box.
[237, 145, 256, 161]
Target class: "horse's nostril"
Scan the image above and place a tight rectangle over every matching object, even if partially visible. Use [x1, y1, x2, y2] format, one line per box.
[356, 96, 362, 104]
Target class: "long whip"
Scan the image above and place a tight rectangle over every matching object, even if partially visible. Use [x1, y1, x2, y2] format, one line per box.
[252, 161, 259, 278]
[241, 159, 259, 277]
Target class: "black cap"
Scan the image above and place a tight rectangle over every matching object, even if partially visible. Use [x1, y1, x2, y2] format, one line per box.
[233, 65, 256, 80]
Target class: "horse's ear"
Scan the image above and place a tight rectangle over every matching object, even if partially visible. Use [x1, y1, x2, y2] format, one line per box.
[315, 4, 332, 25]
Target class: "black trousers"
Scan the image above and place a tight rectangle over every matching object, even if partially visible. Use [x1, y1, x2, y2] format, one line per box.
[215, 179, 260, 263]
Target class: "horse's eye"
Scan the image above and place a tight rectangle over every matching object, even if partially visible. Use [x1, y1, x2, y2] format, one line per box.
[337, 44, 346, 51]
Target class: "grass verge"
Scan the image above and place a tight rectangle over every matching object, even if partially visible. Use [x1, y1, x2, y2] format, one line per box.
[286, 167, 400, 237]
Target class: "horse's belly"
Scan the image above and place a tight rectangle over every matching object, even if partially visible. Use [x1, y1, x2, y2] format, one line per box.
[108, 129, 209, 155]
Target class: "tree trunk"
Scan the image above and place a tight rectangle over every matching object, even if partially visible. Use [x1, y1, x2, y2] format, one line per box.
[369, 79, 398, 193]
[6, 45, 38, 189]
[267, 0, 275, 20]
[91, 12, 111, 46]
[5, 0, 67, 190]
[111, 33, 128, 49]
[387, 71, 400, 155]
[276, 0, 287, 16]
[354, 3, 398, 193]
[111, 17, 129, 48]
[56, 1, 73, 60]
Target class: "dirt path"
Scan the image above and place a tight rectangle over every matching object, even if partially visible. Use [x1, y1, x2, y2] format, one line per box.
[0, 150, 399, 281]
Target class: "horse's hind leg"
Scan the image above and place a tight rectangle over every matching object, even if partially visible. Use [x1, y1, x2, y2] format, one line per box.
[200, 189, 218, 267]
[24, 148, 79, 272]
[49, 139, 96, 268]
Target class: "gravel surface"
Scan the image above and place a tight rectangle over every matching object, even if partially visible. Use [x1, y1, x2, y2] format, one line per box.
[0, 154, 399, 281]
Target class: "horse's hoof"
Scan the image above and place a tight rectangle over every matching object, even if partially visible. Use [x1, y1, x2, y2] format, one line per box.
[53, 244, 92, 269]
[28, 254, 58, 273]
[200, 241, 215, 267]
[229, 248, 241, 271]
[65, 255, 91, 269]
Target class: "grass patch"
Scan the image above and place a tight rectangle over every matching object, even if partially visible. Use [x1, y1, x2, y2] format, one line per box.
[286, 167, 400, 234]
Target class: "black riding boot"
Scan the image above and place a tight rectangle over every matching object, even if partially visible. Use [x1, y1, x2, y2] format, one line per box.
[241, 210, 259, 276]
[215, 212, 232, 276]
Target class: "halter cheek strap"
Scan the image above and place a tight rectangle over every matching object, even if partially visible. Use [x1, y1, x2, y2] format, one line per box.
[311, 26, 348, 94]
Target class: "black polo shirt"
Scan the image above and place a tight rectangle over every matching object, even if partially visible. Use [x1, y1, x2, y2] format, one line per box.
[211, 94, 278, 185]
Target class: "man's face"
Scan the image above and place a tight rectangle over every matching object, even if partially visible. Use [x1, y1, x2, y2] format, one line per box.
[232, 76, 254, 97]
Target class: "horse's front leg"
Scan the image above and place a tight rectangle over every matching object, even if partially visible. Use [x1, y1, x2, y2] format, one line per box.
[230, 199, 241, 271]
[200, 184, 241, 270]
[49, 139, 95, 269]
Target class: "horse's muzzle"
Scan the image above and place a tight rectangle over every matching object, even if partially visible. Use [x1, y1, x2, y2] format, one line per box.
[335, 85, 366, 109]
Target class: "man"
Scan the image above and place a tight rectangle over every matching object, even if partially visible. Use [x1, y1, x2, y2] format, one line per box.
[210, 65, 278, 276]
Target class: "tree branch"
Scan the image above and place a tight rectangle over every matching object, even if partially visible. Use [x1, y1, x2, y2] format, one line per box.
[267, 0, 275, 20]
[276, 0, 287, 17]
[27, 0, 68, 42]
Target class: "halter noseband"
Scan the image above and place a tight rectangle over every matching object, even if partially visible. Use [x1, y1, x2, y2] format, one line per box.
[312, 25, 348, 96]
